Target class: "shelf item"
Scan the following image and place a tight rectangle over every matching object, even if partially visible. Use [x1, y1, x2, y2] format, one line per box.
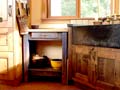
[50, 59, 62, 70]
[31, 55, 51, 68]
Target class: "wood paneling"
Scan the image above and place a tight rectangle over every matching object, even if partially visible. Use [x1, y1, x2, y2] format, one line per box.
[0, 58, 8, 74]
[30, 0, 42, 25]
[0, 0, 12, 28]
[70, 44, 120, 89]
[114, 52, 120, 87]
[97, 57, 115, 84]
[0, 35, 7, 45]
[0, 52, 14, 80]
[0, 0, 22, 85]
[0, 28, 8, 46]
[0, 28, 13, 51]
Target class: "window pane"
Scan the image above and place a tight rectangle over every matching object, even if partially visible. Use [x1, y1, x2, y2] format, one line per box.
[81, 0, 111, 18]
[81, 0, 98, 18]
[50, 0, 76, 16]
[99, 0, 111, 17]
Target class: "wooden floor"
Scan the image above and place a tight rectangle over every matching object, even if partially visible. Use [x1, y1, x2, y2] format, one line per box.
[0, 81, 81, 90]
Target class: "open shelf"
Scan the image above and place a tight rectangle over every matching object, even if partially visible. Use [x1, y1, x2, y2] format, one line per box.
[28, 67, 62, 77]
[29, 67, 61, 72]
[29, 40, 62, 78]
[23, 32, 68, 84]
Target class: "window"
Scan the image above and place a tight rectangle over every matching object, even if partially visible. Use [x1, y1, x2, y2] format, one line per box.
[48, 0, 79, 19]
[50, 0, 76, 16]
[81, 0, 111, 18]
[43, 0, 118, 19]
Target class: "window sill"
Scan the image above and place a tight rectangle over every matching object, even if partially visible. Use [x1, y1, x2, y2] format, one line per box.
[41, 18, 95, 24]
[41, 18, 70, 24]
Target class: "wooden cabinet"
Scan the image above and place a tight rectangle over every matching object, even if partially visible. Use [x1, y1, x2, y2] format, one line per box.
[69, 45, 97, 89]
[0, 0, 22, 85]
[23, 32, 68, 84]
[68, 25, 120, 89]
[96, 48, 120, 89]
[96, 47, 115, 89]
[0, 0, 13, 27]
[69, 44, 120, 89]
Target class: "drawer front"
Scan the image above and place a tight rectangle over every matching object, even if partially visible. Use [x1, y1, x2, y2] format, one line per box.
[30, 32, 62, 40]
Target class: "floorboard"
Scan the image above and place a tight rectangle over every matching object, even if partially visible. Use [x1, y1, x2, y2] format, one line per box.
[0, 81, 81, 90]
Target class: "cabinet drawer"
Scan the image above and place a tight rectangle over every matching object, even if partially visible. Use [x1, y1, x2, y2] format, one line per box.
[29, 32, 62, 40]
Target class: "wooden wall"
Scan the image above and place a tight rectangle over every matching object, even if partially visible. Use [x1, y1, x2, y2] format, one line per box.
[30, 0, 42, 25]
[36, 41, 62, 59]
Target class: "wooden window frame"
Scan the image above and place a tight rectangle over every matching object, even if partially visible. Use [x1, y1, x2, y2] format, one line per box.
[48, 0, 80, 19]
[41, 0, 118, 20]
[42, 0, 80, 20]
